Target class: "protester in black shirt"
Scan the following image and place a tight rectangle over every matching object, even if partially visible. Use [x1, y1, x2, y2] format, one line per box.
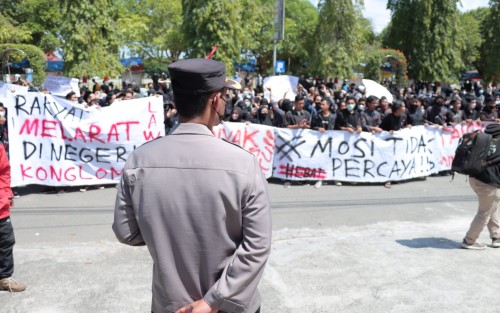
[407, 96, 427, 126]
[426, 96, 448, 126]
[335, 97, 362, 134]
[312, 99, 336, 132]
[255, 105, 274, 126]
[380, 100, 408, 133]
[227, 107, 252, 123]
[479, 97, 500, 122]
[378, 96, 391, 119]
[380, 100, 409, 189]
[306, 95, 321, 118]
[357, 98, 367, 112]
[164, 102, 179, 135]
[463, 96, 480, 122]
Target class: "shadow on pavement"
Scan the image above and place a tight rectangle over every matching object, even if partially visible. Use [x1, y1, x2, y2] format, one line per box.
[396, 237, 460, 249]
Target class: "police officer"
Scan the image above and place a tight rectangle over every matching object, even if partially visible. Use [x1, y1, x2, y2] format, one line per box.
[113, 58, 272, 313]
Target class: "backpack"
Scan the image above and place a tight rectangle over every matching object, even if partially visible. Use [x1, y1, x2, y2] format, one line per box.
[451, 130, 493, 176]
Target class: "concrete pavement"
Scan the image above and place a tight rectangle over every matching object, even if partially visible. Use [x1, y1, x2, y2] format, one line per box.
[1, 175, 499, 312]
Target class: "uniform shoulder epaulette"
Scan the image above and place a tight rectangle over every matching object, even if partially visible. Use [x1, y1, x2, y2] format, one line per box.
[221, 138, 253, 155]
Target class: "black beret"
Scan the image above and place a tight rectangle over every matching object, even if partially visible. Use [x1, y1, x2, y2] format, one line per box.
[168, 58, 240, 95]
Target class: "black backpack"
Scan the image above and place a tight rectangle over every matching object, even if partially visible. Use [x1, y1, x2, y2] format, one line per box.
[451, 130, 493, 176]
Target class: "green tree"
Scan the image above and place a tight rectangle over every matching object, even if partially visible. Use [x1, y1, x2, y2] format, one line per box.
[309, 0, 364, 79]
[479, 0, 500, 82]
[0, 0, 61, 53]
[181, 0, 243, 73]
[383, 0, 464, 82]
[458, 8, 488, 71]
[0, 13, 32, 44]
[116, 0, 185, 63]
[59, 0, 123, 78]
[237, 0, 318, 75]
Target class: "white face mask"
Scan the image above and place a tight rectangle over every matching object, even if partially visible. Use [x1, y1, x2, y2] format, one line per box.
[469, 103, 476, 110]
[0, 111, 5, 118]
[357, 105, 365, 111]
[347, 104, 355, 111]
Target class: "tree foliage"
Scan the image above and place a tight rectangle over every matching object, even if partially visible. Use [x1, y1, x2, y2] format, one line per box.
[309, 0, 364, 79]
[458, 8, 488, 71]
[0, 13, 32, 44]
[383, 0, 464, 82]
[116, 0, 185, 63]
[59, 0, 123, 78]
[181, 0, 243, 73]
[279, 0, 318, 75]
[236, 0, 318, 75]
[479, 0, 500, 82]
[363, 48, 408, 86]
[0, 0, 61, 53]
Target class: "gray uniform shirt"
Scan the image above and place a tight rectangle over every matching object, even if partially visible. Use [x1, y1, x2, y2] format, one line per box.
[113, 123, 272, 313]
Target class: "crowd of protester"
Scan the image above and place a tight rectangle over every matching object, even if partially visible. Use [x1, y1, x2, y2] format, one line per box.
[3, 73, 500, 190]
[164, 76, 499, 188]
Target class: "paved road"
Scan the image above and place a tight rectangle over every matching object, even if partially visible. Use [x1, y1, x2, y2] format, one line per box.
[1, 175, 499, 313]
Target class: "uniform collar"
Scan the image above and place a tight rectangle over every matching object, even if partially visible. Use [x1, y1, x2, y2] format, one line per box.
[170, 123, 214, 136]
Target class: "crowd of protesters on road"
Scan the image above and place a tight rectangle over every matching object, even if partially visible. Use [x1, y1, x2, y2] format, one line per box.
[2, 73, 500, 191]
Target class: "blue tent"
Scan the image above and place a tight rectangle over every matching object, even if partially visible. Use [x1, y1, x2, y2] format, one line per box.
[233, 62, 256, 72]
[10, 58, 30, 69]
[120, 57, 143, 67]
[46, 61, 64, 71]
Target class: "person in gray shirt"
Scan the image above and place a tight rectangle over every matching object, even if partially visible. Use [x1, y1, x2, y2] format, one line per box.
[284, 95, 311, 129]
[360, 95, 383, 133]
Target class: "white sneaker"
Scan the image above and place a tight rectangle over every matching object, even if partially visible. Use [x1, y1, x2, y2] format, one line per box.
[283, 181, 291, 188]
[314, 181, 322, 188]
[335, 181, 342, 186]
[491, 238, 500, 248]
[461, 239, 486, 250]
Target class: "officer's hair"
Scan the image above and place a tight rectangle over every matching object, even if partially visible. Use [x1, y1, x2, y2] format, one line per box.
[174, 88, 225, 119]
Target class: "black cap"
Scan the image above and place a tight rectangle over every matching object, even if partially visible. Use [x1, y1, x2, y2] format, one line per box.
[168, 58, 240, 95]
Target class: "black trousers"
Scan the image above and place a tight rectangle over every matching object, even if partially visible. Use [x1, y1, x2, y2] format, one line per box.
[0, 216, 15, 279]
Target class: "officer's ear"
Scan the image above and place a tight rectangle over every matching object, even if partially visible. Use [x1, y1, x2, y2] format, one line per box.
[210, 92, 219, 111]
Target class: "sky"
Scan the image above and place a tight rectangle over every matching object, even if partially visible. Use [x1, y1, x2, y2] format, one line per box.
[308, 0, 490, 33]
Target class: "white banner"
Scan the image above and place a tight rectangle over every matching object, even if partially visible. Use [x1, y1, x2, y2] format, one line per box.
[214, 122, 275, 178]
[432, 122, 484, 171]
[271, 124, 486, 182]
[42, 75, 81, 97]
[4, 93, 164, 187]
[0, 82, 29, 99]
[263, 75, 299, 102]
[0, 93, 492, 186]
